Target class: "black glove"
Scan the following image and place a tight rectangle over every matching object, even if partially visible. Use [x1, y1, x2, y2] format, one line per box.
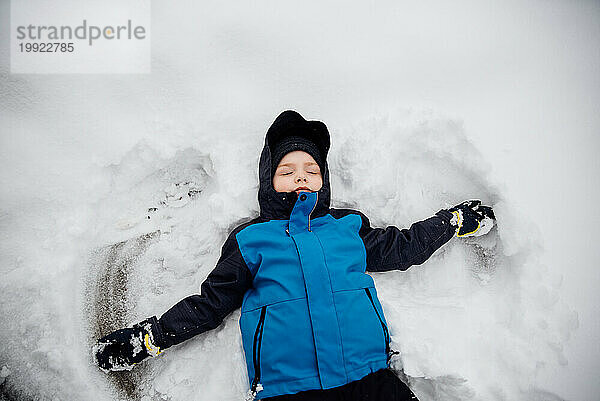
[93, 318, 162, 372]
[448, 199, 495, 237]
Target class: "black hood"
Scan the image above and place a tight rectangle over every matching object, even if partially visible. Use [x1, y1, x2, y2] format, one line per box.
[258, 111, 331, 220]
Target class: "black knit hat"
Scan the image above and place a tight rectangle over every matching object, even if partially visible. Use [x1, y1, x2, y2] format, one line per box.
[267, 110, 330, 178]
[271, 136, 324, 176]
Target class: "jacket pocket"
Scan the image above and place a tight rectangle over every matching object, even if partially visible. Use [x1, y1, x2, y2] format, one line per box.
[334, 288, 387, 373]
[364, 287, 393, 361]
[241, 297, 319, 396]
[250, 305, 267, 394]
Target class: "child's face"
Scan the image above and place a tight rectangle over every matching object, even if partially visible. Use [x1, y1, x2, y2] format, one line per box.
[272, 151, 323, 194]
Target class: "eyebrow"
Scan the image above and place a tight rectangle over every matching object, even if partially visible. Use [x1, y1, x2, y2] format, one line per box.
[278, 162, 319, 167]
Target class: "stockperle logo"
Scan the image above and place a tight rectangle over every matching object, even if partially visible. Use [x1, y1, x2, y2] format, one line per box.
[15, 20, 147, 46]
[11, 0, 151, 74]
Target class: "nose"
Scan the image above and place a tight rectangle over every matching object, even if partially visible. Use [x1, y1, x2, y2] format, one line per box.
[295, 174, 307, 183]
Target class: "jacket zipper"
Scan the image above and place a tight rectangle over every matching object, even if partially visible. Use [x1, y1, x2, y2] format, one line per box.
[247, 306, 267, 400]
[364, 288, 399, 363]
[308, 192, 318, 232]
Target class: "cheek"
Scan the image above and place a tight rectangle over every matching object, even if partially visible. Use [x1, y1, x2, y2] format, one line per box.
[273, 175, 291, 191]
[314, 175, 323, 189]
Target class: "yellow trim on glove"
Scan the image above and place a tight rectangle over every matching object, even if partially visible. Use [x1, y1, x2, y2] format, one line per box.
[451, 210, 461, 227]
[457, 221, 480, 237]
[452, 209, 481, 237]
[144, 333, 162, 356]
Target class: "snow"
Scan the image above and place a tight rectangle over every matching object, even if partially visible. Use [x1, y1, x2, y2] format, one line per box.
[0, 113, 579, 400]
[0, 0, 598, 400]
[0, 366, 10, 386]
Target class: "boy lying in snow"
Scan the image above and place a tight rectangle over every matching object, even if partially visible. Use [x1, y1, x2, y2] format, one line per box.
[94, 110, 495, 400]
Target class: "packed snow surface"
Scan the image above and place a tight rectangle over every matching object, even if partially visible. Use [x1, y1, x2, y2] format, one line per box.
[0, 110, 577, 400]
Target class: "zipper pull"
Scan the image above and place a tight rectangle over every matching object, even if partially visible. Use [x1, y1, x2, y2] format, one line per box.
[387, 348, 400, 363]
[245, 383, 263, 401]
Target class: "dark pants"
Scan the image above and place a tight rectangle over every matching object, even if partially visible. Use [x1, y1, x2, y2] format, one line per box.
[263, 369, 419, 401]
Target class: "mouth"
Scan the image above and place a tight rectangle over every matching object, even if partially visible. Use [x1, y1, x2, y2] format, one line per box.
[294, 187, 311, 193]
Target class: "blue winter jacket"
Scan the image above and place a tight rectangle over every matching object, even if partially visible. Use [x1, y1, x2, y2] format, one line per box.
[147, 128, 456, 399]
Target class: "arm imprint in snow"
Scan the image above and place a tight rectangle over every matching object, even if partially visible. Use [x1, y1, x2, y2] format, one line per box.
[150, 219, 257, 349]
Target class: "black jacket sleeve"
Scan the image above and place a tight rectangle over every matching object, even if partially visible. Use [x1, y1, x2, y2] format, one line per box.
[331, 208, 457, 272]
[147, 224, 254, 350]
